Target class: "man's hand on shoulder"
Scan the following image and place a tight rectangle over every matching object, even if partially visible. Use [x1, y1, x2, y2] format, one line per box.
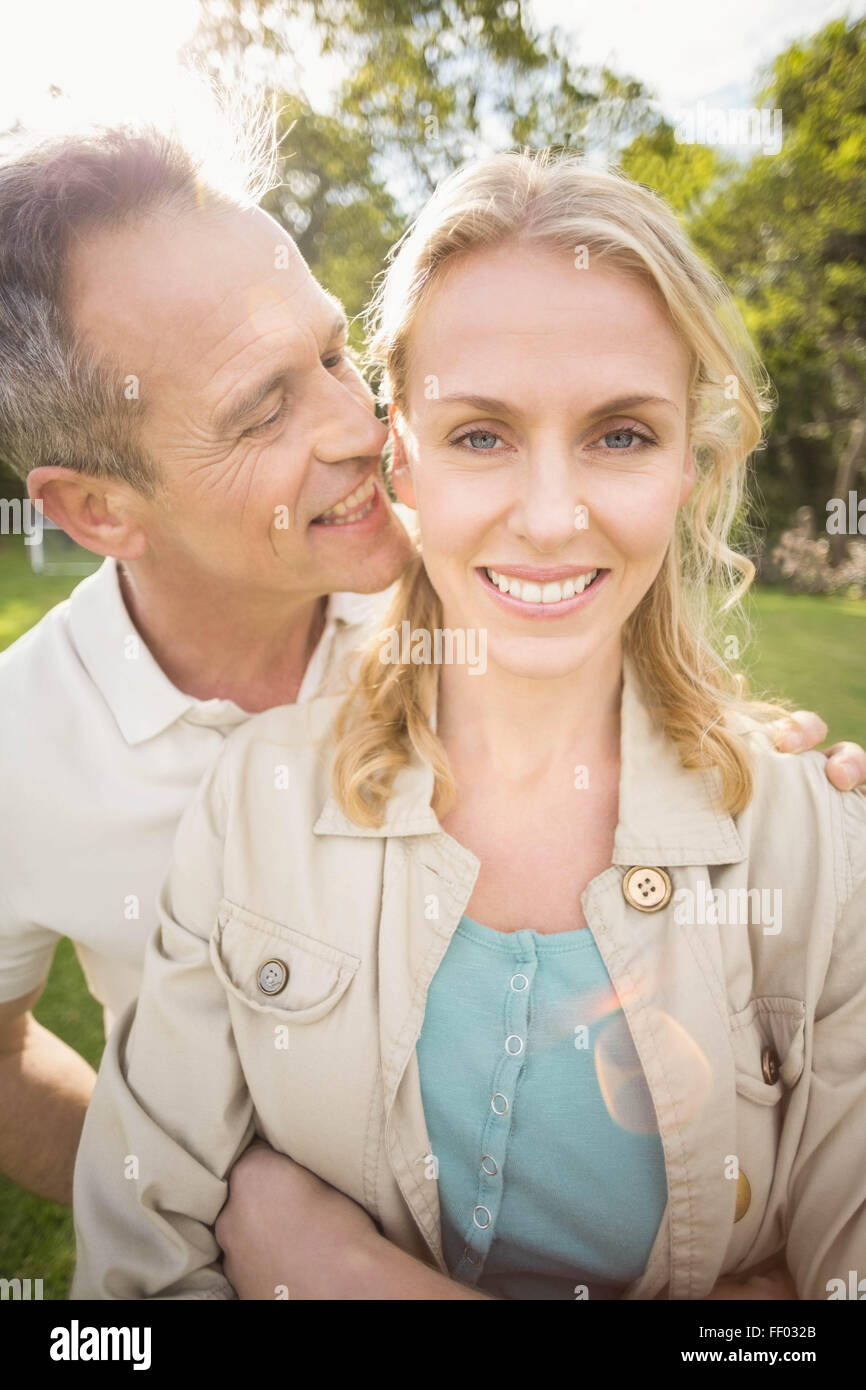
[770, 711, 866, 792]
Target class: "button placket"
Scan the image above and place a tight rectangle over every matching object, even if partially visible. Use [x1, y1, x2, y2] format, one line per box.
[457, 936, 537, 1282]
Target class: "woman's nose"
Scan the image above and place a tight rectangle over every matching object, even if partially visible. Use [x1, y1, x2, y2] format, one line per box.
[510, 451, 587, 552]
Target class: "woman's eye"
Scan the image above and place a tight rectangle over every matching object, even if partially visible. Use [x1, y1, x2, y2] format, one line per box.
[598, 427, 655, 451]
[454, 429, 501, 450]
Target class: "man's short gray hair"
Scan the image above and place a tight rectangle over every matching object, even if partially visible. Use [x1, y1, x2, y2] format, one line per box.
[0, 113, 277, 493]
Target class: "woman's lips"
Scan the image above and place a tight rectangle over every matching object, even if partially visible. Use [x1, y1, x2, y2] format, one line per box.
[476, 564, 609, 616]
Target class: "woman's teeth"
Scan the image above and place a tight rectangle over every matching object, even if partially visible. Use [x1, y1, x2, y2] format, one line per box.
[485, 567, 599, 603]
[317, 475, 377, 525]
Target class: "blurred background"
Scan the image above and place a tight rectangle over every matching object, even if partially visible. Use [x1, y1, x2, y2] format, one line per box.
[1, 0, 865, 1296]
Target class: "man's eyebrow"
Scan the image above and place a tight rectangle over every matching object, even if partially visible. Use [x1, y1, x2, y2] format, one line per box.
[213, 311, 349, 436]
[433, 392, 680, 418]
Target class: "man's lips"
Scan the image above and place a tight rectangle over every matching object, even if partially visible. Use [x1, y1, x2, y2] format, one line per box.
[311, 473, 378, 525]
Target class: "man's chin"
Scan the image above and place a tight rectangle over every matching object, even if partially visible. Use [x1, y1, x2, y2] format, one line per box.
[329, 510, 415, 595]
[338, 540, 415, 596]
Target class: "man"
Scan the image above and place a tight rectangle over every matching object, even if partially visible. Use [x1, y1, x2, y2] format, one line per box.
[0, 121, 862, 1235]
[0, 122, 412, 1206]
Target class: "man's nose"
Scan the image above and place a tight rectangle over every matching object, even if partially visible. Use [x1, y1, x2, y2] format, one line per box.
[313, 373, 388, 464]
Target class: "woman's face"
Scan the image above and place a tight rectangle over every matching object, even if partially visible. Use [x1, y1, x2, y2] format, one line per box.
[391, 242, 696, 681]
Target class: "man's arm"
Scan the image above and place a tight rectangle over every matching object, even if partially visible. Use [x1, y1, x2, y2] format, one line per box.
[0, 985, 96, 1205]
[216, 1145, 491, 1300]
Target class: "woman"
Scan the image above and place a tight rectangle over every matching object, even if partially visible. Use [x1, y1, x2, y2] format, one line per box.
[72, 151, 866, 1301]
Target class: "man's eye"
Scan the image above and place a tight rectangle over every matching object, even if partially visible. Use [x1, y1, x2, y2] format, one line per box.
[244, 400, 288, 437]
[453, 429, 502, 450]
[322, 350, 346, 369]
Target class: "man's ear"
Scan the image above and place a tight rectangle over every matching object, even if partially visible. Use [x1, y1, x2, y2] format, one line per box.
[27, 466, 149, 560]
[388, 405, 417, 511]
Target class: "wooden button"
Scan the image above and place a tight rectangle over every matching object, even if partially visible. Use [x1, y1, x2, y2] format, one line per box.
[257, 959, 289, 996]
[734, 1169, 751, 1222]
[761, 1046, 780, 1085]
[622, 866, 673, 913]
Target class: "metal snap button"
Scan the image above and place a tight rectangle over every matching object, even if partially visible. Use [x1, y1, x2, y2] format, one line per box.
[463, 1246, 481, 1266]
[473, 1206, 492, 1230]
[622, 866, 673, 913]
[480, 1155, 498, 1177]
[510, 973, 529, 992]
[257, 958, 289, 996]
[490, 1093, 509, 1115]
[734, 1169, 751, 1222]
[504, 1034, 524, 1056]
[761, 1045, 780, 1085]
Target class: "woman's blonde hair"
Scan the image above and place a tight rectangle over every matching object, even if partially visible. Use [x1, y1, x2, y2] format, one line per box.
[332, 148, 785, 826]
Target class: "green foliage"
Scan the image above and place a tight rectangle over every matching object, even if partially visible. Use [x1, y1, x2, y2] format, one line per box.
[619, 120, 731, 216]
[687, 17, 866, 542]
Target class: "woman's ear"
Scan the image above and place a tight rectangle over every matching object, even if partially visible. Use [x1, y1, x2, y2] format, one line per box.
[388, 405, 417, 510]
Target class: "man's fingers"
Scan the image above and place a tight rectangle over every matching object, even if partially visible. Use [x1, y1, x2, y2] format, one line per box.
[822, 741, 866, 792]
[769, 710, 828, 753]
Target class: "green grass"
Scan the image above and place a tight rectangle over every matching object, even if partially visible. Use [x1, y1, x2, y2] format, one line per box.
[740, 588, 866, 748]
[0, 939, 104, 1300]
[0, 535, 863, 1298]
[0, 539, 91, 650]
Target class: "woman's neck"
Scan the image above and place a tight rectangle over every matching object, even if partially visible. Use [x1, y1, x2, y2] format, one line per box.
[436, 637, 624, 785]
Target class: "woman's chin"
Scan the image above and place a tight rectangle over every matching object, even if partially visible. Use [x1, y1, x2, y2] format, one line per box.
[480, 634, 613, 682]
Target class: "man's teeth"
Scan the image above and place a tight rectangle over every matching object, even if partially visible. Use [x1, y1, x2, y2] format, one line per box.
[485, 567, 599, 603]
[318, 475, 376, 524]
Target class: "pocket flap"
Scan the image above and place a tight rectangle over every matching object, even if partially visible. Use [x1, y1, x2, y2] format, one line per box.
[729, 996, 806, 1106]
[211, 898, 360, 1023]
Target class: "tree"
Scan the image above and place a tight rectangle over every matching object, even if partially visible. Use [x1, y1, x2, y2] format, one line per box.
[689, 17, 866, 555]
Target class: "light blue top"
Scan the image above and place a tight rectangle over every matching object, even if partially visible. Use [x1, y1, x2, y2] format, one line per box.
[415, 914, 667, 1300]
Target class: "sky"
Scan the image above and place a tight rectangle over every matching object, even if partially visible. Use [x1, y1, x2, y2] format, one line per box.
[531, 0, 861, 112]
[0, 0, 861, 134]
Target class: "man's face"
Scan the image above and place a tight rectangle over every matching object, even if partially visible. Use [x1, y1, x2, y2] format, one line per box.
[64, 202, 413, 601]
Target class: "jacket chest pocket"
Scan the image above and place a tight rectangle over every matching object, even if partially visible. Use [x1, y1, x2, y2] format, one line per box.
[210, 898, 361, 1024]
[726, 996, 806, 1262]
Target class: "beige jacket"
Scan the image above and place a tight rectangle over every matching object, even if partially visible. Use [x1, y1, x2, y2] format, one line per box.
[71, 659, 866, 1300]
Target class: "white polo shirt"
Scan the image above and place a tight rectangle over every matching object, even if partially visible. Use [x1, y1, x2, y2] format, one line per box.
[0, 557, 388, 1033]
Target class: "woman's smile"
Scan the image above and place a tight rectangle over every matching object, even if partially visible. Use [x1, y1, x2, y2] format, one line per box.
[476, 563, 609, 616]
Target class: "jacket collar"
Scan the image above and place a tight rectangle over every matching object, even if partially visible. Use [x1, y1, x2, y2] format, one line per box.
[314, 654, 746, 867]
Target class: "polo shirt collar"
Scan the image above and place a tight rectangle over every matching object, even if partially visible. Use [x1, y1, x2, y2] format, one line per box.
[69, 559, 199, 745]
[314, 653, 746, 866]
[68, 559, 374, 748]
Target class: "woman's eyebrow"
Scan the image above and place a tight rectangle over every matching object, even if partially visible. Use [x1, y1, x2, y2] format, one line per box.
[433, 392, 680, 418]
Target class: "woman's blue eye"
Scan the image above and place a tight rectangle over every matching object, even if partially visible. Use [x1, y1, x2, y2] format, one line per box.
[603, 429, 639, 449]
[460, 430, 499, 450]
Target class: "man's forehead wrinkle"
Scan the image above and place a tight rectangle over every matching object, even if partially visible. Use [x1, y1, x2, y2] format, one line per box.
[205, 322, 307, 401]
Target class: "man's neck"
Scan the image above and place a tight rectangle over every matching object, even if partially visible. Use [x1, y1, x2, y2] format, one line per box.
[116, 560, 328, 714]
